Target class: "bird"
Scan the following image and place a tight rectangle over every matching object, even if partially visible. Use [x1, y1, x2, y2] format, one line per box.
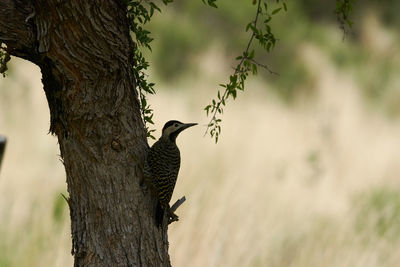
[145, 120, 197, 226]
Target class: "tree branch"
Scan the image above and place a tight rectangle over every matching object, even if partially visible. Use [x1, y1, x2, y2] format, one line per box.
[0, 0, 36, 60]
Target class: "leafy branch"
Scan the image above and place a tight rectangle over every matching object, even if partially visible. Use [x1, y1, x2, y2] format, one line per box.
[335, 0, 357, 39]
[126, 0, 172, 139]
[204, 0, 285, 143]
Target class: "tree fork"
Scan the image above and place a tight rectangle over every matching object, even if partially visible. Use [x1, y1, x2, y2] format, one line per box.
[0, 1, 171, 266]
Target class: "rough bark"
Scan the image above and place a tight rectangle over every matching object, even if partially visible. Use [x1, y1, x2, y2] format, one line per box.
[0, 1, 171, 266]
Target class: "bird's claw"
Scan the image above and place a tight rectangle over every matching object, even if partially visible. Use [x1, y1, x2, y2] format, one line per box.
[167, 210, 179, 224]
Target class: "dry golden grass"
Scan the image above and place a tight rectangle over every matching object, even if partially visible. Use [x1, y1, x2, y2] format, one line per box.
[1, 23, 400, 266]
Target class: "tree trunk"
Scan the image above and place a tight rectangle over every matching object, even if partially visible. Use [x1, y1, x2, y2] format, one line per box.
[0, 1, 171, 266]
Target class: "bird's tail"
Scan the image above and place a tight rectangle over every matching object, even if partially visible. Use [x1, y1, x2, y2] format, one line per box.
[155, 201, 164, 227]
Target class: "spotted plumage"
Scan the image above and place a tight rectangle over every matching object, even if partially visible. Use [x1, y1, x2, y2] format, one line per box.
[145, 120, 197, 226]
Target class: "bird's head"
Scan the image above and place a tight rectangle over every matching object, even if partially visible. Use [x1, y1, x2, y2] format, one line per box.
[161, 120, 197, 142]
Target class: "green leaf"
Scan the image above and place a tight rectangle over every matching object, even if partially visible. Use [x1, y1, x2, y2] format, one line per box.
[230, 75, 238, 84]
[145, 116, 154, 124]
[150, 2, 161, 13]
[231, 89, 237, 99]
[271, 7, 282, 15]
[252, 63, 257, 75]
[141, 97, 147, 107]
[263, 2, 268, 12]
[202, 0, 218, 8]
[245, 22, 253, 32]
[205, 105, 211, 115]
[208, 0, 218, 8]
[266, 42, 272, 51]
[249, 49, 255, 59]
[147, 131, 156, 140]
[248, 24, 258, 34]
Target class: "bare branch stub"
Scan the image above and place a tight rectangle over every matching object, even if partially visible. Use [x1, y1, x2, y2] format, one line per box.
[0, 135, 6, 170]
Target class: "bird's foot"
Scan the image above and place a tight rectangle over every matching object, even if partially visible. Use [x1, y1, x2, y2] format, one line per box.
[167, 209, 179, 224]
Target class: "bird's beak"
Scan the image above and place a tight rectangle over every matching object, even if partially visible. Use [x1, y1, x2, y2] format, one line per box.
[182, 122, 198, 130]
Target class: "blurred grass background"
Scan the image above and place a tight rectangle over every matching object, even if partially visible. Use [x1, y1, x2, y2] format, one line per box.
[1, 0, 400, 266]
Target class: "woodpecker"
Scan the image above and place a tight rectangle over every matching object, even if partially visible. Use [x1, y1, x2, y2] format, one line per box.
[145, 120, 197, 226]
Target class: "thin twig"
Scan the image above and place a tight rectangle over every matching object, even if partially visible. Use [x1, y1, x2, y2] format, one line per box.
[247, 58, 279, 75]
[61, 193, 70, 207]
[204, 0, 263, 136]
[230, 58, 278, 76]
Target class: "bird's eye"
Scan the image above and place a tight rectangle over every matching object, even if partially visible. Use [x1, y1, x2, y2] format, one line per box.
[174, 123, 178, 127]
